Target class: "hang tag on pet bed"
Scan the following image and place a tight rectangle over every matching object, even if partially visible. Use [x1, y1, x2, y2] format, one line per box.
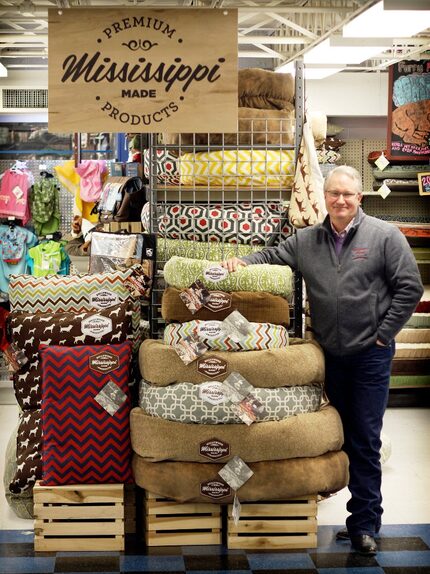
[374, 152, 390, 171]
[218, 456, 254, 525]
[378, 182, 392, 199]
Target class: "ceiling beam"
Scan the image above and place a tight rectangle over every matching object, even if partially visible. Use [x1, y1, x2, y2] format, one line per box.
[238, 35, 311, 44]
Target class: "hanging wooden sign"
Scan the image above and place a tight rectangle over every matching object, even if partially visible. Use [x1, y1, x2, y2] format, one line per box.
[48, 8, 238, 133]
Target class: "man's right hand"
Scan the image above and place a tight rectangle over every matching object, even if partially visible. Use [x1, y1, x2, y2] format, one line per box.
[220, 257, 248, 273]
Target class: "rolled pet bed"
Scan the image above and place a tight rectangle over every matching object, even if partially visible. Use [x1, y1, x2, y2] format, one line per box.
[157, 238, 263, 265]
[163, 256, 293, 298]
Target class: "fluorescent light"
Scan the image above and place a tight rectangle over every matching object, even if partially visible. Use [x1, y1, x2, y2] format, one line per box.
[305, 67, 345, 80]
[0, 63, 7, 77]
[304, 38, 385, 65]
[276, 61, 344, 79]
[343, 1, 430, 38]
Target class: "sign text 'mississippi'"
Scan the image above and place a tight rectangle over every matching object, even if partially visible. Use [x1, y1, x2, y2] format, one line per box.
[61, 53, 226, 93]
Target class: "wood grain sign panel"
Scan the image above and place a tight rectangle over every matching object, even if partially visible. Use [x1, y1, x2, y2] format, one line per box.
[48, 8, 238, 133]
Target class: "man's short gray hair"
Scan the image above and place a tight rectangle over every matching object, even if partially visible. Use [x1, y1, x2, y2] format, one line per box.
[324, 165, 362, 194]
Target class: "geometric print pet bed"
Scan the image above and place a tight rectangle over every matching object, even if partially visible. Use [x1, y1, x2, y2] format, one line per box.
[163, 320, 289, 352]
[142, 202, 290, 245]
[40, 342, 133, 485]
[157, 238, 263, 265]
[139, 379, 322, 424]
[163, 256, 293, 298]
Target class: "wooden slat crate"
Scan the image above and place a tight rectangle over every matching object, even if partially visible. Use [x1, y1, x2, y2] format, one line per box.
[144, 491, 222, 546]
[33, 482, 125, 551]
[227, 495, 318, 550]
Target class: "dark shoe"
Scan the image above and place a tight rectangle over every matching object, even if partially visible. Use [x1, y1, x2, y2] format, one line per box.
[336, 528, 350, 540]
[350, 534, 377, 556]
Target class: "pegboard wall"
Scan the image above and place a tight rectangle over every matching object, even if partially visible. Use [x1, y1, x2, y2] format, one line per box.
[340, 139, 386, 193]
[0, 159, 74, 235]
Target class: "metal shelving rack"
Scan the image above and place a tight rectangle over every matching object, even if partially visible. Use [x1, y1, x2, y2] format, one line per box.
[147, 61, 305, 340]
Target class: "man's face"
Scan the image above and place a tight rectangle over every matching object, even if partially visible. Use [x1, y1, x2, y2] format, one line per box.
[324, 173, 362, 229]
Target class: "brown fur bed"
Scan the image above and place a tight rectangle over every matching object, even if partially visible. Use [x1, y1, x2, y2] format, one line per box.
[132, 450, 349, 503]
[139, 338, 325, 387]
[130, 405, 342, 463]
[161, 287, 290, 325]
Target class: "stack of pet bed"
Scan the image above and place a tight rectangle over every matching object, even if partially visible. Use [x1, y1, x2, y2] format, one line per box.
[131, 256, 348, 503]
[372, 164, 428, 192]
[393, 286, 430, 389]
[141, 68, 327, 264]
[3, 271, 138, 518]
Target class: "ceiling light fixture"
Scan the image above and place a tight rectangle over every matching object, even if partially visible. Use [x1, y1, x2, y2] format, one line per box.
[303, 38, 388, 65]
[343, 0, 430, 38]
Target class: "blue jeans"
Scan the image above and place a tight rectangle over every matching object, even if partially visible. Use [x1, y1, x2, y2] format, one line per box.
[324, 341, 395, 537]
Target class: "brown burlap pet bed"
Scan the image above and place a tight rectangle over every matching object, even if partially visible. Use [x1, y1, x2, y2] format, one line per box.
[139, 338, 324, 387]
[130, 405, 343, 463]
[132, 450, 349, 503]
[238, 68, 295, 110]
[162, 287, 290, 325]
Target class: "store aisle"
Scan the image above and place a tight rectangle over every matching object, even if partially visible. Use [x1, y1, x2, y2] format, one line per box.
[1, 405, 429, 573]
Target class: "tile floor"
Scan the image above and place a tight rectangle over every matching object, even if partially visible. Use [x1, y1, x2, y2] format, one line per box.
[1, 404, 430, 573]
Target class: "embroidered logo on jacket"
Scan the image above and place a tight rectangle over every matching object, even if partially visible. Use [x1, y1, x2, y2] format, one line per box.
[351, 247, 369, 260]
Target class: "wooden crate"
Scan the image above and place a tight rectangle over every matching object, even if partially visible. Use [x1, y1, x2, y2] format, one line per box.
[227, 495, 318, 550]
[33, 482, 125, 551]
[144, 491, 222, 546]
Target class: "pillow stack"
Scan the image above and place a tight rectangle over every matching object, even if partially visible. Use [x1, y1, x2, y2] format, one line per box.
[4, 271, 138, 518]
[131, 257, 349, 503]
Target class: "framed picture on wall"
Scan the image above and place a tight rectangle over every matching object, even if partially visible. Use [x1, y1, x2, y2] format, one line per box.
[387, 60, 430, 161]
[418, 173, 430, 196]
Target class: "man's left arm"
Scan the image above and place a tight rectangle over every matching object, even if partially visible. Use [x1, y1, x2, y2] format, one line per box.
[377, 228, 424, 345]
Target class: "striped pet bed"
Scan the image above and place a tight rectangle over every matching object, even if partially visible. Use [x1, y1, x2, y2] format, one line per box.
[138, 380, 322, 424]
[130, 406, 342, 463]
[163, 320, 289, 352]
[139, 339, 325, 388]
[161, 287, 290, 326]
[8, 271, 141, 352]
[132, 450, 349, 504]
[163, 256, 293, 298]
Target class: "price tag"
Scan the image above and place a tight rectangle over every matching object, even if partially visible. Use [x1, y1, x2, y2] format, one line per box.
[374, 153, 390, 171]
[378, 182, 391, 199]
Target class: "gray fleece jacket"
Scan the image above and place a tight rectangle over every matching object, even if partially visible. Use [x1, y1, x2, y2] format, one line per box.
[242, 208, 424, 356]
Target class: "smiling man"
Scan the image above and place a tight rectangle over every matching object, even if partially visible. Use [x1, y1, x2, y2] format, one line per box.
[221, 165, 423, 555]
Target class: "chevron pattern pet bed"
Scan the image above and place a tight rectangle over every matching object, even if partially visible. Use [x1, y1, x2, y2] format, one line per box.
[40, 342, 133, 485]
[163, 320, 288, 351]
[179, 149, 295, 187]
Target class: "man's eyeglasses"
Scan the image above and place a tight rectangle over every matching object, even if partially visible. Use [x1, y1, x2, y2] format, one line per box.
[325, 191, 357, 199]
